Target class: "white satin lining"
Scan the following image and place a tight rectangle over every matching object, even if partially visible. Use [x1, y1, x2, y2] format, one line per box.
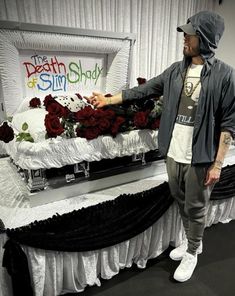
[3, 129, 158, 170]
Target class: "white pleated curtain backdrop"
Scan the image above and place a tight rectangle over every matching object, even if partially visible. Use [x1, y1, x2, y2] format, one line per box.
[0, 0, 215, 86]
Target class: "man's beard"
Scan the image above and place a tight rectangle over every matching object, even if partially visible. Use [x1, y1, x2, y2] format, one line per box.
[183, 47, 200, 57]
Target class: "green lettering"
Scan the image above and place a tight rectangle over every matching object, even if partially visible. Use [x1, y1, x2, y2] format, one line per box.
[86, 71, 92, 84]
[95, 66, 103, 85]
[67, 62, 80, 83]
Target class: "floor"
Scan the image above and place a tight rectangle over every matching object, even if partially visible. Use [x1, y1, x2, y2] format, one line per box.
[66, 219, 235, 296]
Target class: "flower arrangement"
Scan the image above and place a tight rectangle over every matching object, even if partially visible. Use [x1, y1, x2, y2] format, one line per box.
[0, 77, 162, 143]
[42, 90, 162, 140]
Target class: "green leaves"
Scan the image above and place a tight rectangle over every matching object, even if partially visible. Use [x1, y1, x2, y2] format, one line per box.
[22, 122, 29, 131]
[62, 118, 76, 138]
[16, 122, 34, 143]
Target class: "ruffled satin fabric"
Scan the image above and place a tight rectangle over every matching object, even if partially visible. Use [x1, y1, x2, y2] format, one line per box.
[4, 129, 158, 170]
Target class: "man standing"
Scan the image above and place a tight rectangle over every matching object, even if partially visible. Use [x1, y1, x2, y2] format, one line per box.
[88, 11, 235, 282]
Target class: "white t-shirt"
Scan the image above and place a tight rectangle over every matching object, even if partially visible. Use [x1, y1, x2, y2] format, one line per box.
[167, 64, 203, 164]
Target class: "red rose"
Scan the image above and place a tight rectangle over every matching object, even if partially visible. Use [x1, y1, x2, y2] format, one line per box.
[47, 101, 68, 118]
[111, 116, 125, 136]
[75, 106, 93, 122]
[151, 118, 160, 129]
[93, 109, 105, 120]
[75, 106, 97, 127]
[137, 77, 147, 85]
[0, 122, 14, 143]
[84, 126, 101, 140]
[98, 118, 111, 131]
[45, 114, 64, 138]
[85, 117, 97, 127]
[133, 111, 149, 128]
[43, 94, 54, 108]
[29, 97, 41, 108]
[103, 109, 115, 120]
[75, 127, 85, 138]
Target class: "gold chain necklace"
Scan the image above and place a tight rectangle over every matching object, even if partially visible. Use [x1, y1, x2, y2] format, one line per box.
[184, 67, 201, 97]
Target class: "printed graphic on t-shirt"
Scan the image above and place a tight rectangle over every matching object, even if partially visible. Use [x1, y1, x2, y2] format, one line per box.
[176, 92, 198, 126]
[167, 64, 203, 164]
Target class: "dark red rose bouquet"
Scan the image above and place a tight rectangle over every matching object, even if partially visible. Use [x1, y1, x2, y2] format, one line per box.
[41, 77, 162, 141]
[75, 106, 125, 140]
[1, 79, 162, 144]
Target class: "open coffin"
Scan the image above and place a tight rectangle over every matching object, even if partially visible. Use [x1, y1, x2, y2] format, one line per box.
[0, 21, 163, 204]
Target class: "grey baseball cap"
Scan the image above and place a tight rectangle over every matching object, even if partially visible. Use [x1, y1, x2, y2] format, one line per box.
[177, 22, 196, 35]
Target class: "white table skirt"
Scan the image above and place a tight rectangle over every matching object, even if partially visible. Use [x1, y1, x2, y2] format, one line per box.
[1, 199, 235, 296]
[1, 150, 235, 296]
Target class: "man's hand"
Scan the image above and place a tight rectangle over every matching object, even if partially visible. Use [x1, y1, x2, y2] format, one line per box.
[85, 92, 108, 108]
[85, 91, 122, 108]
[204, 165, 221, 186]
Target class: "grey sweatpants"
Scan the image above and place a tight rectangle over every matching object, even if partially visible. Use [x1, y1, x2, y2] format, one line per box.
[166, 156, 213, 255]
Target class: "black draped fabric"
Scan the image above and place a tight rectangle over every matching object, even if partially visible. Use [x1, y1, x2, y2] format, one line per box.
[0, 218, 5, 233]
[2, 182, 173, 296]
[2, 240, 33, 296]
[5, 182, 173, 252]
[211, 164, 235, 200]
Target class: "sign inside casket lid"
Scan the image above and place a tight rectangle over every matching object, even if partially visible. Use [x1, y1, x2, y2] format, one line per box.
[0, 21, 136, 117]
[20, 50, 106, 98]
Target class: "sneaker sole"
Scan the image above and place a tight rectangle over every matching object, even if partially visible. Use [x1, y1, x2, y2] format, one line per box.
[170, 254, 184, 261]
[174, 273, 193, 282]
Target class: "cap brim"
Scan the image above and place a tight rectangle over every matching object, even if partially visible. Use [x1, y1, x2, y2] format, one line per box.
[177, 22, 196, 35]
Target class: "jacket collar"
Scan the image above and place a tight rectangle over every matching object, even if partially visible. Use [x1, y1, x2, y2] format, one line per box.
[180, 55, 216, 77]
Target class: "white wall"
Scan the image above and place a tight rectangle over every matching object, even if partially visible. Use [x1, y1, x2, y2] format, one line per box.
[214, 0, 235, 68]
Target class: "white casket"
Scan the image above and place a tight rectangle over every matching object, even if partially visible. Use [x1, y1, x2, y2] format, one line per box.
[0, 21, 164, 206]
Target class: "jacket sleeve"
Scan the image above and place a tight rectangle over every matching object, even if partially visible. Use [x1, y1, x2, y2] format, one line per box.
[220, 68, 235, 139]
[122, 71, 165, 102]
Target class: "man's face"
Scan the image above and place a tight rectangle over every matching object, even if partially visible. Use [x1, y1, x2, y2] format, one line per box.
[183, 33, 200, 57]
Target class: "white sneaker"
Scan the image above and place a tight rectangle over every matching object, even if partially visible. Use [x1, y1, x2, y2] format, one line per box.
[169, 240, 203, 261]
[173, 252, 198, 282]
